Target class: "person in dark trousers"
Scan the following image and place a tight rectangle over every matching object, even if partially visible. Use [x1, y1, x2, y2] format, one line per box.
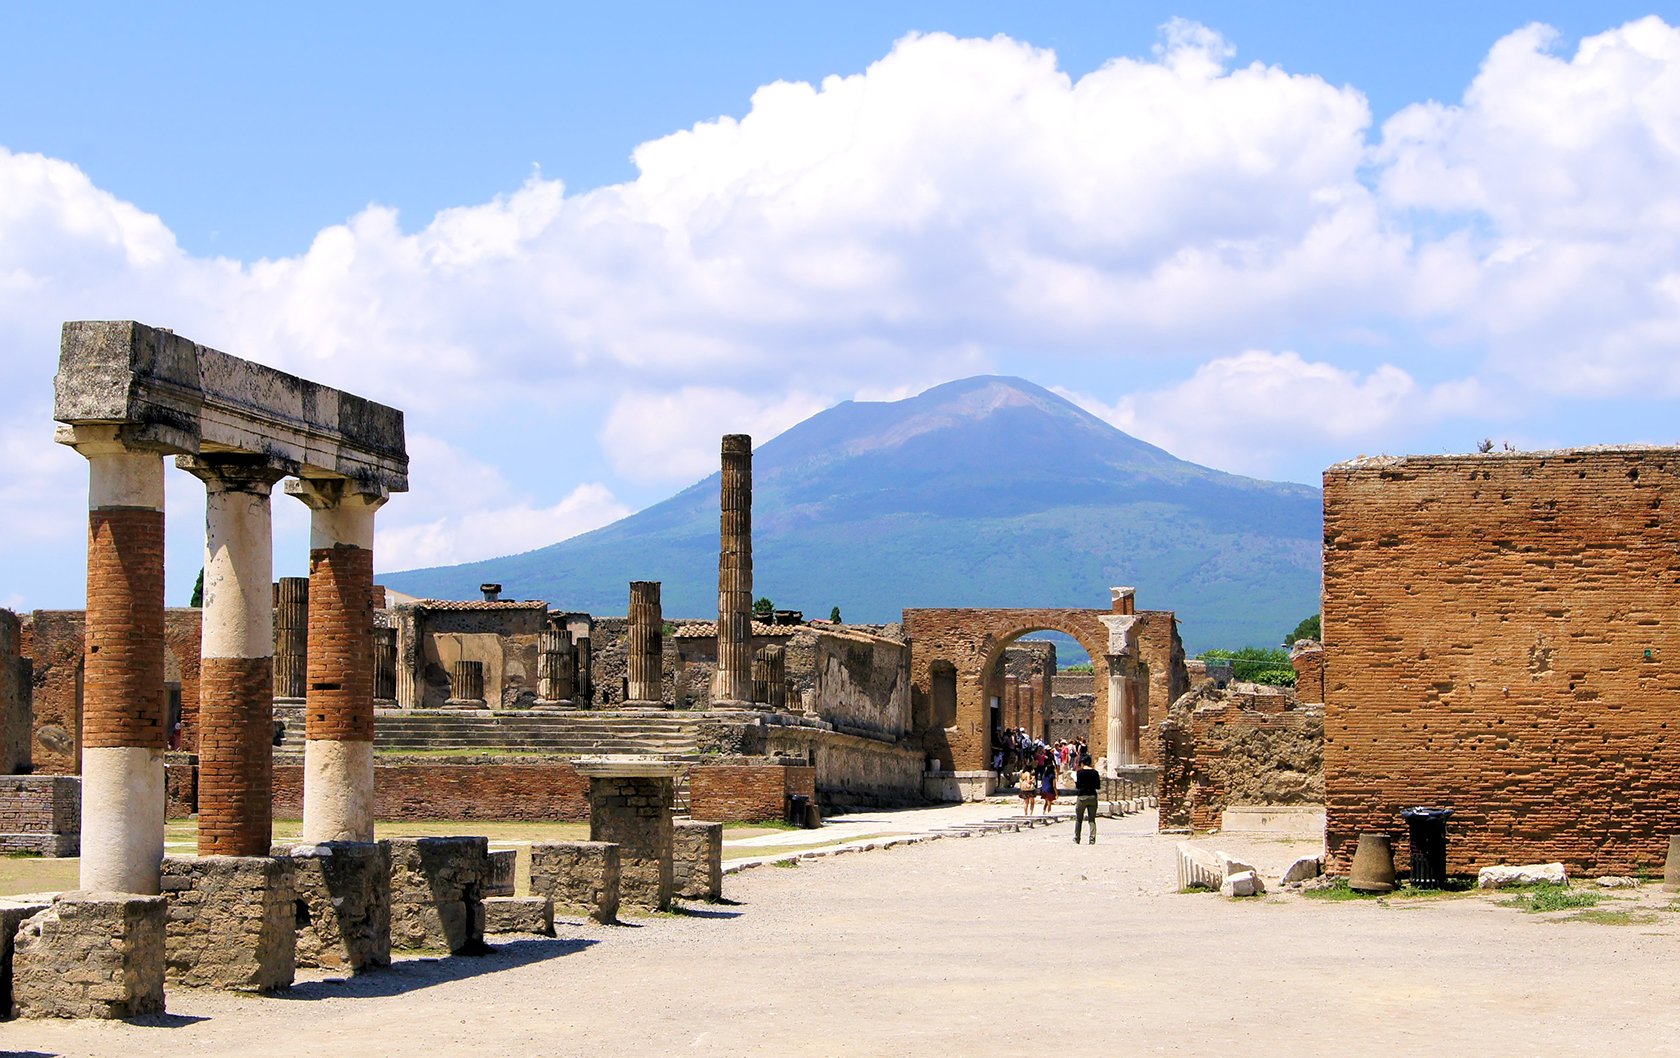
[1073, 754, 1101, 844]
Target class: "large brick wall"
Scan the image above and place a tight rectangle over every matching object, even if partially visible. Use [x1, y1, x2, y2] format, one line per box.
[272, 762, 590, 822]
[1323, 449, 1680, 876]
[688, 763, 815, 823]
[1159, 684, 1322, 831]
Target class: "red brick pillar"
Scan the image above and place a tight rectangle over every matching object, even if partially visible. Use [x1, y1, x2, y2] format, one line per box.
[180, 455, 287, 856]
[286, 479, 386, 842]
[68, 429, 168, 894]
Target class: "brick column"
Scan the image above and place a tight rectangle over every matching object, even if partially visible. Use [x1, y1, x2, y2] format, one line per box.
[711, 435, 753, 706]
[625, 581, 662, 706]
[286, 479, 386, 843]
[67, 429, 168, 894]
[179, 455, 288, 857]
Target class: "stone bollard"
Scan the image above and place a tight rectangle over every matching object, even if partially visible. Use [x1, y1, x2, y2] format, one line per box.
[160, 855, 296, 991]
[12, 893, 167, 1019]
[1348, 832, 1397, 893]
[672, 820, 724, 902]
[387, 837, 489, 953]
[280, 841, 392, 971]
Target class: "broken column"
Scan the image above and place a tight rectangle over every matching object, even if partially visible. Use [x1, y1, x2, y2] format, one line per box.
[286, 479, 385, 844]
[373, 626, 398, 701]
[573, 757, 683, 912]
[537, 627, 576, 705]
[625, 581, 663, 707]
[449, 660, 486, 707]
[273, 576, 309, 701]
[180, 455, 288, 857]
[711, 434, 754, 707]
[753, 644, 786, 709]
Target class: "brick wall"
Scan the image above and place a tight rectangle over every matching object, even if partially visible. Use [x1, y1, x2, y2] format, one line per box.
[1158, 684, 1322, 831]
[1290, 641, 1325, 704]
[0, 776, 79, 835]
[688, 763, 815, 822]
[272, 762, 589, 821]
[1324, 449, 1680, 876]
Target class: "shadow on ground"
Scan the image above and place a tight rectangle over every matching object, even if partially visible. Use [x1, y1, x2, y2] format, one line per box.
[275, 937, 596, 1002]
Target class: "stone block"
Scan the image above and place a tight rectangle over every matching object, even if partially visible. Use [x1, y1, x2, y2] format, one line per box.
[1, 898, 51, 1020]
[487, 848, 516, 897]
[12, 892, 166, 1019]
[388, 836, 488, 953]
[1281, 856, 1324, 885]
[0, 775, 81, 857]
[530, 841, 620, 924]
[586, 774, 674, 913]
[279, 841, 391, 971]
[1477, 862, 1568, 889]
[1221, 870, 1265, 897]
[161, 855, 295, 992]
[1596, 875, 1640, 889]
[484, 896, 553, 936]
[1215, 852, 1259, 880]
[672, 819, 724, 902]
[1175, 843, 1222, 891]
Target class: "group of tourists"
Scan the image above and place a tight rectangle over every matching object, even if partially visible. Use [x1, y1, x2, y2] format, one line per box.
[1012, 749, 1103, 843]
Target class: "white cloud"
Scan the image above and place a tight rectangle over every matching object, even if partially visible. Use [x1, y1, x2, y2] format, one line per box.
[376, 483, 630, 573]
[599, 387, 831, 485]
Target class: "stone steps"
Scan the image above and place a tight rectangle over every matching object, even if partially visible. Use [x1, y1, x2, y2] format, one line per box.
[272, 707, 715, 757]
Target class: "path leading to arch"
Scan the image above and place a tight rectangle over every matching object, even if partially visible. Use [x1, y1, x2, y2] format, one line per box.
[18, 808, 1680, 1056]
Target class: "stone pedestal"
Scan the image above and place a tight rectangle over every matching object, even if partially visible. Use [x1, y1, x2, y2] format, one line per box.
[280, 841, 392, 971]
[487, 848, 517, 896]
[12, 892, 167, 1019]
[530, 841, 620, 924]
[1, 898, 52, 1020]
[672, 819, 724, 902]
[574, 757, 682, 913]
[625, 581, 663, 706]
[160, 855, 295, 992]
[484, 896, 554, 936]
[388, 836, 489, 953]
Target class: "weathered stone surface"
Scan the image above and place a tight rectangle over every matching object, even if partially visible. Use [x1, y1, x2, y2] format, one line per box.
[1477, 863, 1568, 889]
[484, 896, 554, 936]
[1, 898, 51, 1020]
[1175, 843, 1222, 891]
[1281, 856, 1324, 885]
[387, 836, 488, 953]
[672, 819, 723, 902]
[585, 773, 675, 913]
[278, 841, 391, 971]
[12, 892, 166, 1019]
[1221, 870, 1265, 897]
[1215, 852, 1259, 880]
[1595, 875, 1640, 889]
[0, 775, 80, 856]
[530, 841, 620, 925]
[161, 855, 295, 992]
[487, 848, 516, 897]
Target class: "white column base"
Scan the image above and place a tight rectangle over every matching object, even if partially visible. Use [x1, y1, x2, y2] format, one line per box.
[301, 739, 375, 843]
[79, 746, 165, 894]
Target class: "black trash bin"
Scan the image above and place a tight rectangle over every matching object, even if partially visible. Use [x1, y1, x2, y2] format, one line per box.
[1400, 806, 1454, 888]
[787, 793, 810, 826]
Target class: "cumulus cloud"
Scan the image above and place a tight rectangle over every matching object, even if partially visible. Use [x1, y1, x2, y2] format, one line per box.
[599, 388, 831, 484]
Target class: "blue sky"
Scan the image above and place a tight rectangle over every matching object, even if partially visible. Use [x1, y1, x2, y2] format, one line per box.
[2, 3, 1679, 610]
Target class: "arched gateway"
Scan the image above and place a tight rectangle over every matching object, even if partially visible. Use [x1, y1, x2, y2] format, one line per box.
[905, 589, 1187, 787]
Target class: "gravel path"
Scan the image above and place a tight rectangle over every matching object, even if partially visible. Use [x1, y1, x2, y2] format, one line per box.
[11, 808, 1680, 1057]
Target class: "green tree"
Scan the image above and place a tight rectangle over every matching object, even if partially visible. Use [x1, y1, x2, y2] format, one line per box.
[1284, 614, 1321, 647]
[189, 568, 204, 608]
[1201, 646, 1296, 687]
[829, 606, 842, 623]
[753, 597, 774, 616]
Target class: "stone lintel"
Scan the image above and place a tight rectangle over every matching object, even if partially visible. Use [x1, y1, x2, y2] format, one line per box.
[55, 320, 407, 492]
[572, 756, 687, 779]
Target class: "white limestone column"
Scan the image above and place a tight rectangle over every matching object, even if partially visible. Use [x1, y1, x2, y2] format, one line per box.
[1106, 662, 1127, 774]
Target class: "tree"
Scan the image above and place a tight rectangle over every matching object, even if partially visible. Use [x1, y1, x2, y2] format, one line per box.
[830, 606, 842, 623]
[753, 597, 774, 616]
[1283, 614, 1321, 647]
[189, 568, 204, 608]
[1201, 646, 1296, 687]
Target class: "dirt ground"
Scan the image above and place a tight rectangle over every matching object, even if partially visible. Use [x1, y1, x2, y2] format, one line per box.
[9, 808, 1680, 1057]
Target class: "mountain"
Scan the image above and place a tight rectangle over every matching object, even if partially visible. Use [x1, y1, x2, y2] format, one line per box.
[382, 377, 1322, 654]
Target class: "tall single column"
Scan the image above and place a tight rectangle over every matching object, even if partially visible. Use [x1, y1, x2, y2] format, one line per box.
[1004, 675, 1020, 733]
[712, 434, 754, 706]
[273, 577, 309, 701]
[69, 430, 168, 894]
[625, 581, 663, 707]
[286, 479, 386, 843]
[180, 456, 287, 857]
[538, 628, 575, 704]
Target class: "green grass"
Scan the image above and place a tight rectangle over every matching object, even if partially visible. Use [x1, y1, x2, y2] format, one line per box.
[1300, 878, 1475, 902]
[1558, 909, 1659, 926]
[772, 858, 799, 869]
[0, 855, 79, 897]
[1179, 883, 1217, 894]
[1498, 884, 1603, 913]
[723, 819, 800, 831]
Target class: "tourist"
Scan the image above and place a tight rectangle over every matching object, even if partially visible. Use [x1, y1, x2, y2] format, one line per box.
[1038, 759, 1057, 815]
[1019, 762, 1037, 816]
[1073, 754, 1101, 844]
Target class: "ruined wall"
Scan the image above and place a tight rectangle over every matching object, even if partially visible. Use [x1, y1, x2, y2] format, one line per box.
[1, 610, 30, 773]
[273, 761, 589, 822]
[1291, 640, 1325, 704]
[1158, 683, 1322, 831]
[792, 628, 911, 738]
[400, 603, 547, 708]
[1324, 449, 1680, 876]
[755, 726, 926, 810]
[1134, 610, 1188, 767]
[688, 763, 815, 822]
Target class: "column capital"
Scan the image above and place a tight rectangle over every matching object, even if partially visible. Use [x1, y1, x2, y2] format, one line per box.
[176, 453, 293, 493]
[54, 422, 185, 459]
[284, 476, 389, 511]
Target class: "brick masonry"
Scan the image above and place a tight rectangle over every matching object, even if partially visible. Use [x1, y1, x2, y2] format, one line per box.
[1158, 683, 1323, 831]
[1324, 449, 1680, 876]
[1, 609, 28, 774]
[161, 855, 295, 992]
[306, 545, 375, 742]
[11, 893, 167, 1019]
[83, 508, 167, 750]
[530, 841, 620, 924]
[688, 763, 814, 823]
[272, 762, 589, 821]
[196, 655, 274, 855]
[0, 776, 79, 855]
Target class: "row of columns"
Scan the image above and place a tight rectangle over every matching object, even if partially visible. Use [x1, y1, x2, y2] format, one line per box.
[71, 427, 387, 894]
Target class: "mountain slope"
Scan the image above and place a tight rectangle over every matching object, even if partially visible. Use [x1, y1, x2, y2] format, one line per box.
[383, 377, 1322, 653]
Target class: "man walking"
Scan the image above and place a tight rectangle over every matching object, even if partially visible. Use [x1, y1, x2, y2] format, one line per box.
[1073, 754, 1101, 844]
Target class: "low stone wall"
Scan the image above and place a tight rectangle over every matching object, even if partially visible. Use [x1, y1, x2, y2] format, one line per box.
[0, 775, 79, 855]
[273, 761, 589, 821]
[388, 837, 489, 953]
[1159, 683, 1323, 832]
[759, 726, 927, 810]
[11, 893, 167, 1019]
[161, 855, 295, 992]
[672, 819, 723, 901]
[689, 762, 814, 822]
[531, 841, 619, 924]
[280, 841, 392, 971]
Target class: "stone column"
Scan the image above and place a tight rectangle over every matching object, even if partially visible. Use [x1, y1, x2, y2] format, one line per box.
[574, 635, 593, 705]
[273, 577, 309, 701]
[179, 455, 287, 857]
[373, 627, 398, 701]
[286, 479, 386, 843]
[1003, 675, 1020, 733]
[625, 581, 663, 707]
[67, 429, 168, 895]
[1107, 662, 1129, 769]
[752, 644, 787, 709]
[711, 434, 753, 706]
[449, 660, 485, 706]
[538, 628, 575, 705]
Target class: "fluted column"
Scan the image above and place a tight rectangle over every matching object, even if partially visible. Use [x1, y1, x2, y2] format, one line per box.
[373, 626, 397, 701]
[180, 455, 288, 857]
[538, 628, 576, 705]
[752, 644, 786, 709]
[65, 428, 167, 894]
[711, 434, 753, 706]
[273, 577, 309, 700]
[626, 581, 663, 707]
[286, 478, 386, 843]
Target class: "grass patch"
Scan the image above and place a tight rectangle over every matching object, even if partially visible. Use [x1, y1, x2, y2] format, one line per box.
[0, 855, 79, 898]
[772, 858, 799, 869]
[1300, 878, 1474, 902]
[1558, 909, 1660, 926]
[1498, 884, 1602, 913]
[1179, 883, 1217, 894]
[723, 819, 800, 831]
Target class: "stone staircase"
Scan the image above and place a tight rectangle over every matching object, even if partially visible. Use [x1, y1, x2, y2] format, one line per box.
[273, 707, 714, 758]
